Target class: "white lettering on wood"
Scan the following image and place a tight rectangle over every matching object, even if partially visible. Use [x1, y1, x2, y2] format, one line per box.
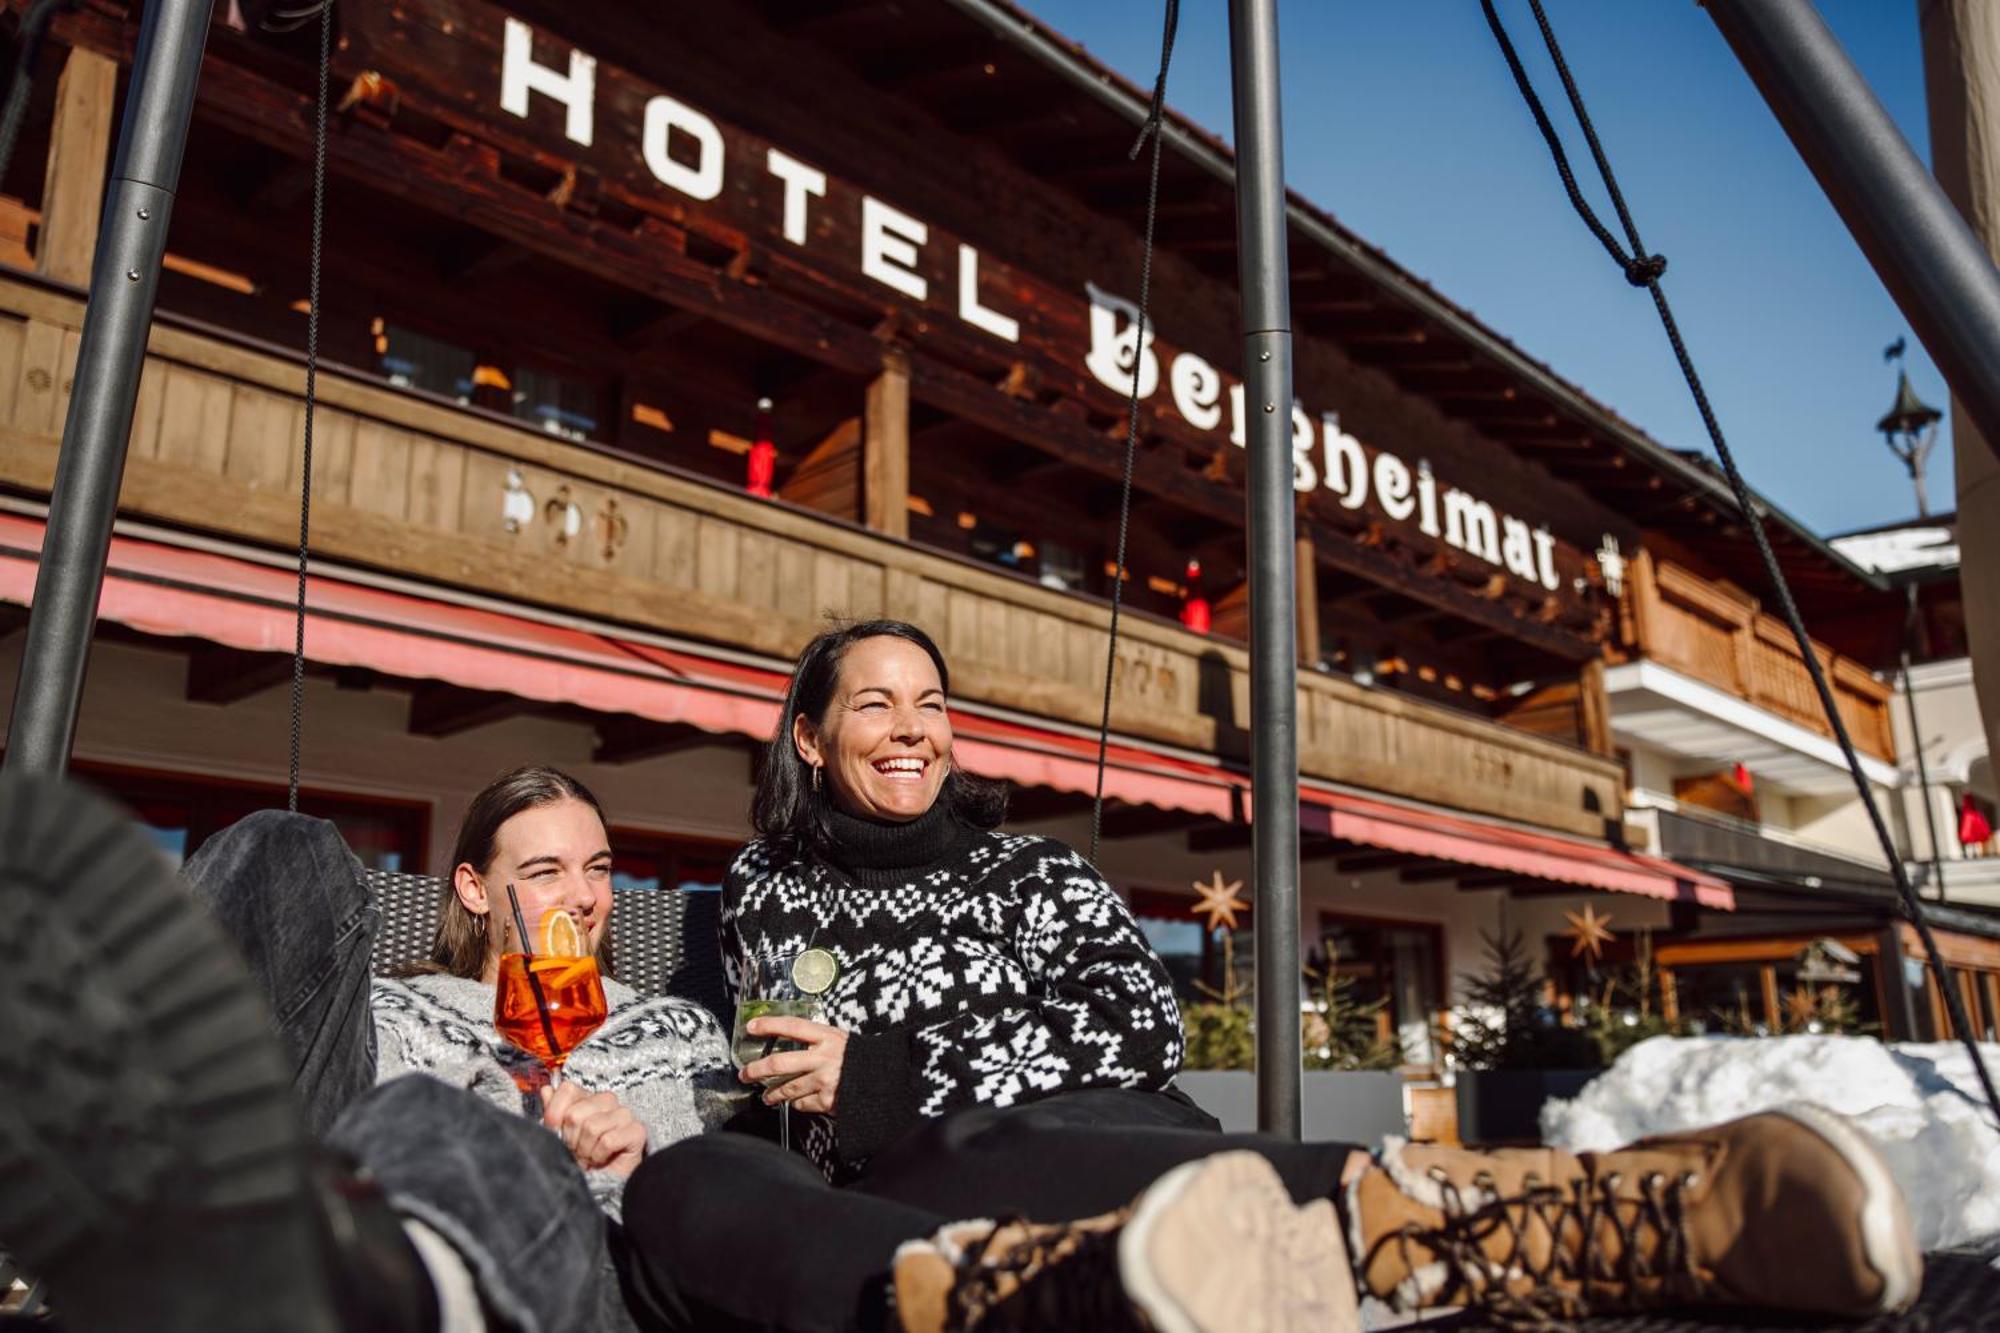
[643, 95, 725, 200]
[957, 244, 1020, 342]
[766, 148, 826, 245]
[501, 17, 595, 147]
[862, 196, 929, 302]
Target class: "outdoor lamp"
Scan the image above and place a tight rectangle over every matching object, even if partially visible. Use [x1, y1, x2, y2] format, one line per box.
[1877, 367, 1943, 518]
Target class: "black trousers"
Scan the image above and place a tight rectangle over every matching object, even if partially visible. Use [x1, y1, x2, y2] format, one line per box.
[618, 1088, 1362, 1333]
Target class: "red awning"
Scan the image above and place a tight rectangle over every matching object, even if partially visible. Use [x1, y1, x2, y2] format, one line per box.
[0, 511, 1726, 907]
[0, 513, 1237, 817]
[1300, 788, 1735, 909]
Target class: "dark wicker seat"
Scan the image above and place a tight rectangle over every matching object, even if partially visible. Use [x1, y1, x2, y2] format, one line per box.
[364, 869, 730, 1026]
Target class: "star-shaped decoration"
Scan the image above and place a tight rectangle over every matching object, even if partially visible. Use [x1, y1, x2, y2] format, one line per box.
[1782, 987, 1822, 1028]
[1192, 870, 1248, 934]
[1564, 903, 1615, 960]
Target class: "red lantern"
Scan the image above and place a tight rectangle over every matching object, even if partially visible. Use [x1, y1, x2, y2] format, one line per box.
[746, 396, 777, 499]
[1180, 559, 1210, 635]
[1960, 794, 1994, 850]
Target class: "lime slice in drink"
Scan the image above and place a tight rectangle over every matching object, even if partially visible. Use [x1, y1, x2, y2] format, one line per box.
[791, 947, 839, 996]
[540, 907, 586, 959]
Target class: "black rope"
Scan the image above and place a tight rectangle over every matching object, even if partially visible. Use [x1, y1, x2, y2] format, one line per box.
[287, 0, 332, 812]
[1091, 0, 1178, 866]
[1483, 0, 2000, 1127]
[0, 0, 81, 196]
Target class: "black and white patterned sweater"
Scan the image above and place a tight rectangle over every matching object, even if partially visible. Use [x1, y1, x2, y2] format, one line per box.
[720, 804, 1186, 1179]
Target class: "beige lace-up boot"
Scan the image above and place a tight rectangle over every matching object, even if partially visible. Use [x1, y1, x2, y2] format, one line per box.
[893, 1150, 1358, 1333]
[1348, 1105, 1922, 1321]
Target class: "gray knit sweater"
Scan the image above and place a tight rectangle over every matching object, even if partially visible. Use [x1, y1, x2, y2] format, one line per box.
[370, 972, 740, 1218]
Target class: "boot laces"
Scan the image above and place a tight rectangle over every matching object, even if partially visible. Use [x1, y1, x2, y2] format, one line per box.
[1392, 1166, 1702, 1329]
[944, 1214, 1146, 1332]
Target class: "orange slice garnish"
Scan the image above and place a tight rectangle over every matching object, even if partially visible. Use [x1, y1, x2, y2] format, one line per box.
[539, 907, 586, 959]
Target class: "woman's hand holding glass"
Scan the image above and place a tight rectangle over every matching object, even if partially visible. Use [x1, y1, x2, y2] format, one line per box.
[740, 1016, 848, 1115]
[539, 1081, 648, 1177]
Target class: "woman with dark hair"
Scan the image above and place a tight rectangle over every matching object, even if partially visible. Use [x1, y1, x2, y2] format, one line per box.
[614, 621, 1923, 1333]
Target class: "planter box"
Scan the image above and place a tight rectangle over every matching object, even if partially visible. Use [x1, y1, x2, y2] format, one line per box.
[1177, 1070, 1408, 1148]
[1454, 1070, 1598, 1145]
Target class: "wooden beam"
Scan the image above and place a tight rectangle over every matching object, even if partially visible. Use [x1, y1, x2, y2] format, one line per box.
[1579, 658, 1614, 757]
[1335, 850, 1410, 874]
[440, 234, 532, 283]
[1295, 530, 1321, 667]
[779, 415, 862, 519]
[864, 347, 910, 540]
[617, 305, 707, 352]
[185, 645, 292, 705]
[408, 684, 535, 737]
[1099, 803, 1209, 841]
[593, 716, 735, 764]
[37, 48, 116, 286]
[1187, 823, 1253, 853]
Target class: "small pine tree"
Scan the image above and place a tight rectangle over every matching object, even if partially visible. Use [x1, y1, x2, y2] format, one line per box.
[1579, 929, 1682, 1063]
[1182, 928, 1255, 1071]
[1302, 966, 1402, 1071]
[1448, 929, 1601, 1072]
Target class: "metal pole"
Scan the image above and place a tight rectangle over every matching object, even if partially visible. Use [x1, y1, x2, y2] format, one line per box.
[1902, 583, 1949, 900]
[1703, 0, 2000, 468]
[3, 0, 218, 776]
[1227, 0, 1301, 1139]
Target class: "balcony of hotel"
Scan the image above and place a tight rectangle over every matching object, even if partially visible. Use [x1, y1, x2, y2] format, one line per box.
[1610, 550, 1898, 801]
[0, 271, 1629, 843]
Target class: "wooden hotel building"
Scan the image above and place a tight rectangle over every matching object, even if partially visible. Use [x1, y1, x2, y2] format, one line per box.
[2, 0, 1988, 1076]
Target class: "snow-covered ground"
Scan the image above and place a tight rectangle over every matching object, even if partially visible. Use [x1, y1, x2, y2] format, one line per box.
[1541, 1035, 2000, 1250]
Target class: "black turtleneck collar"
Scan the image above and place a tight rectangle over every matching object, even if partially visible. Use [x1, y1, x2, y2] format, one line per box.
[820, 799, 968, 890]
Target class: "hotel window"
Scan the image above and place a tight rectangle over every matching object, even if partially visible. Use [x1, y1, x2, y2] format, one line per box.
[1129, 888, 1256, 1003]
[608, 830, 736, 894]
[1314, 914, 1443, 1067]
[377, 322, 476, 404]
[73, 763, 428, 872]
[512, 364, 601, 443]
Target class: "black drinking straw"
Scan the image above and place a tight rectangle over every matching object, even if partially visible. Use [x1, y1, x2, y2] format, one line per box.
[505, 883, 565, 1075]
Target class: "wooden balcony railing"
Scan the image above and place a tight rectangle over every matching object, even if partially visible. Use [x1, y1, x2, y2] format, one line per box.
[1625, 552, 1895, 762]
[0, 274, 1624, 838]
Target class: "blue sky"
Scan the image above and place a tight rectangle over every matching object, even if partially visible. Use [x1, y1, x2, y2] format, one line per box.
[1020, 0, 1952, 537]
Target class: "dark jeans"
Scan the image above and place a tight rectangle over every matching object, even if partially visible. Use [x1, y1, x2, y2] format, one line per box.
[620, 1088, 1362, 1333]
[183, 810, 611, 1333]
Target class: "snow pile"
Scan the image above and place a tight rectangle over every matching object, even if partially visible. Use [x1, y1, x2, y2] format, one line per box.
[1540, 1035, 2000, 1250]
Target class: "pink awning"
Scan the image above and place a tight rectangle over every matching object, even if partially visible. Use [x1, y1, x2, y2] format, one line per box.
[1300, 788, 1735, 909]
[0, 511, 1726, 907]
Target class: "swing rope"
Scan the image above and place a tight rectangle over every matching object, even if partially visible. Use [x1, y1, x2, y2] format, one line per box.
[1482, 0, 2000, 1127]
[1090, 0, 1178, 866]
[286, 1, 333, 812]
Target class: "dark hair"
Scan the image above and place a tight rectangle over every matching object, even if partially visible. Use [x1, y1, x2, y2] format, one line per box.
[419, 764, 617, 980]
[753, 619, 1006, 854]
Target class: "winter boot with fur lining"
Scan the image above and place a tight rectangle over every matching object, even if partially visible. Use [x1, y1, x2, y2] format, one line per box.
[1348, 1105, 1922, 1322]
[893, 1150, 1359, 1332]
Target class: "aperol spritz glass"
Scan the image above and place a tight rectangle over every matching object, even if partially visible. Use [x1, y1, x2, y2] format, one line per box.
[494, 904, 606, 1092]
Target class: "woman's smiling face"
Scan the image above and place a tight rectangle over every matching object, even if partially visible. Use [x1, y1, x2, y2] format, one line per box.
[795, 635, 952, 822]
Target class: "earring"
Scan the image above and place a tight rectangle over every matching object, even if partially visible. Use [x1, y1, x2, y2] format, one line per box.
[811, 764, 822, 793]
